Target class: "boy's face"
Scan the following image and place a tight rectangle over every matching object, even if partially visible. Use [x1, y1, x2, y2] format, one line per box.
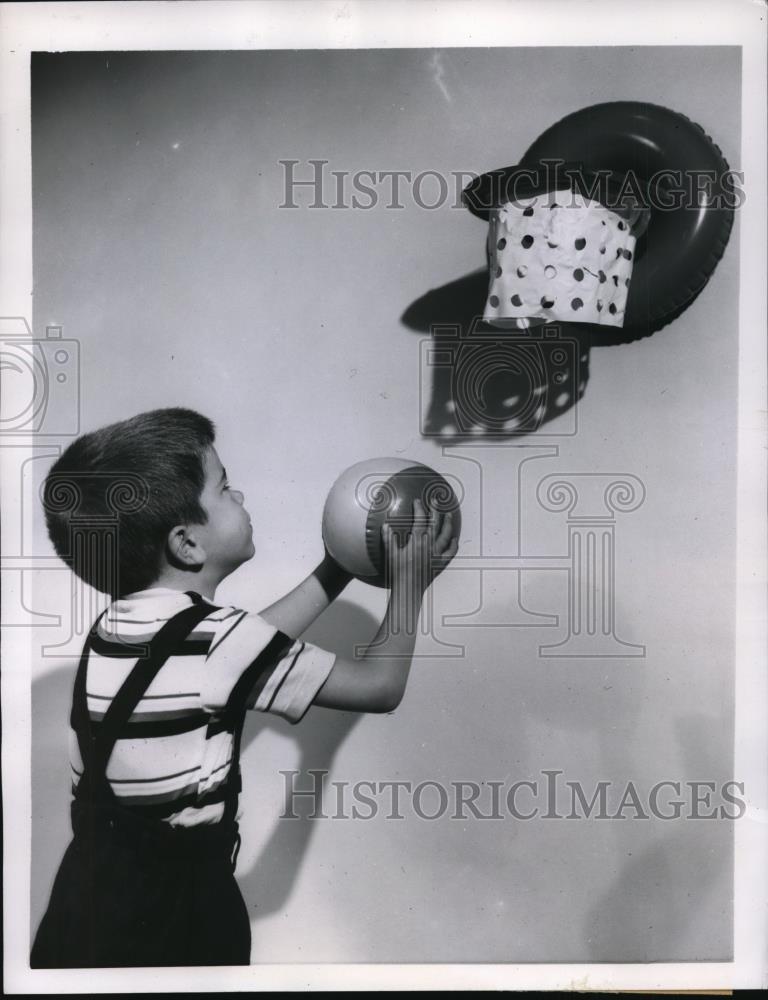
[195, 446, 255, 574]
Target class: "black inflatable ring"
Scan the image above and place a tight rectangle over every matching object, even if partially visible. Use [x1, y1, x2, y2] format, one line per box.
[464, 102, 736, 336]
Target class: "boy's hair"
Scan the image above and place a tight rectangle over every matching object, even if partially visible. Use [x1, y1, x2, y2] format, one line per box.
[42, 408, 216, 598]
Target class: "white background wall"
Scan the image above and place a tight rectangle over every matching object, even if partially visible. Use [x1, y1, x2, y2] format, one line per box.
[30, 46, 740, 962]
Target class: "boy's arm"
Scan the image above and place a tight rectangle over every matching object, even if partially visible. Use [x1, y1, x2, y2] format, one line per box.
[310, 580, 423, 714]
[258, 551, 353, 638]
[313, 505, 458, 714]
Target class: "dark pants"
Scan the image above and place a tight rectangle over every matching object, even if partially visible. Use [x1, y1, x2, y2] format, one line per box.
[31, 805, 251, 968]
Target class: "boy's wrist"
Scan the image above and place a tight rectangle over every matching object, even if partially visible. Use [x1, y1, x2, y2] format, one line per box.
[315, 551, 354, 600]
[390, 575, 427, 605]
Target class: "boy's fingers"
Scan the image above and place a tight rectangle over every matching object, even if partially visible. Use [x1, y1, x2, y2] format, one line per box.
[411, 499, 428, 534]
[435, 510, 454, 550]
[442, 536, 459, 561]
[427, 505, 442, 540]
[382, 522, 398, 553]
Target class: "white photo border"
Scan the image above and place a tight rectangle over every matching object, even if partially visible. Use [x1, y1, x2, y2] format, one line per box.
[1, 0, 766, 993]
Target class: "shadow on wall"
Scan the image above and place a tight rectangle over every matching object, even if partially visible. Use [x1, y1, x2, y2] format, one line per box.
[400, 269, 709, 445]
[233, 599, 376, 924]
[31, 661, 79, 939]
[401, 269, 592, 443]
[498, 593, 733, 963]
[582, 709, 734, 962]
[30, 599, 378, 939]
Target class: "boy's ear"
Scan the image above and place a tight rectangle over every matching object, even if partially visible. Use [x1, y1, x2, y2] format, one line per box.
[167, 524, 206, 568]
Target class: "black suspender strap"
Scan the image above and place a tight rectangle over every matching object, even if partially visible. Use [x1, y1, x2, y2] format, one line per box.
[70, 612, 106, 786]
[71, 590, 299, 870]
[72, 592, 219, 803]
[220, 629, 295, 826]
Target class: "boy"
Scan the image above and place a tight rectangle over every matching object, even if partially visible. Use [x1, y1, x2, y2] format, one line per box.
[31, 407, 457, 968]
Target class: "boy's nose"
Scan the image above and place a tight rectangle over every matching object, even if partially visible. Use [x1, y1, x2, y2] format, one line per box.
[232, 489, 245, 505]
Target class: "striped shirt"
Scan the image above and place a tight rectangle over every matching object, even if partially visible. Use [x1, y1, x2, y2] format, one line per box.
[69, 587, 336, 828]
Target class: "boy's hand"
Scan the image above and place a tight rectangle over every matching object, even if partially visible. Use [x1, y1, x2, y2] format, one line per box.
[315, 546, 354, 599]
[382, 500, 459, 595]
[313, 501, 459, 714]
